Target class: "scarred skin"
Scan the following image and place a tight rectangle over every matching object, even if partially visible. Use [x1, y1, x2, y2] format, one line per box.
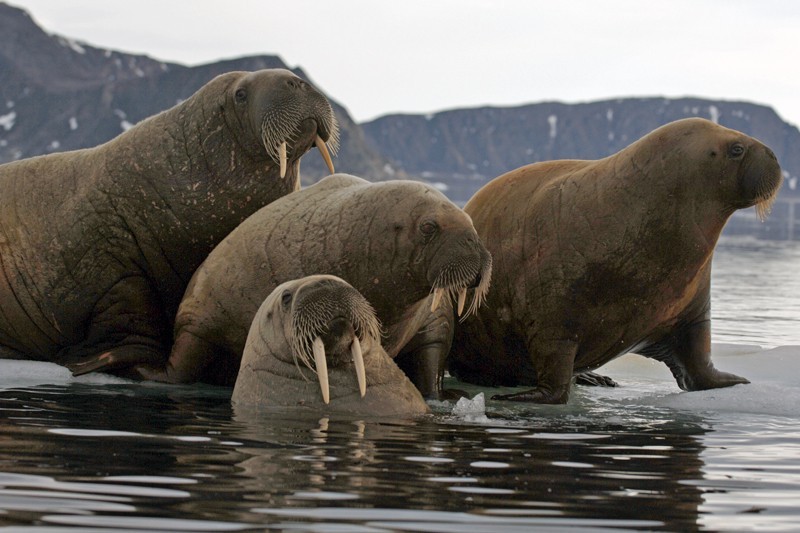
[446, 118, 783, 403]
[145, 173, 492, 395]
[232, 275, 430, 416]
[0, 69, 338, 377]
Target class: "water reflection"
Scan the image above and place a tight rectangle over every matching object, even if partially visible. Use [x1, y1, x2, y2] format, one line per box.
[231, 408, 711, 532]
[0, 382, 727, 531]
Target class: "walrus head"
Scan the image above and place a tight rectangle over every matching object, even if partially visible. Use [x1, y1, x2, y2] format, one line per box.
[645, 118, 783, 222]
[396, 184, 493, 319]
[233, 275, 429, 415]
[249, 275, 381, 404]
[729, 132, 783, 221]
[288, 276, 381, 403]
[227, 69, 339, 181]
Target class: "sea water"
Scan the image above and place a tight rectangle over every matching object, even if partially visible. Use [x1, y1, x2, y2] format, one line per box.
[0, 237, 798, 532]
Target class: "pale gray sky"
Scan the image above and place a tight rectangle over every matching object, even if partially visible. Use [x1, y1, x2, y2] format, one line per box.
[8, 0, 800, 127]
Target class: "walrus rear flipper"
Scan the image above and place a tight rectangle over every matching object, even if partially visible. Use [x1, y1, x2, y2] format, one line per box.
[637, 318, 749, 391]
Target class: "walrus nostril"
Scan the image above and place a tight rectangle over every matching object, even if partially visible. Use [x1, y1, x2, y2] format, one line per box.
[286, 78, 306, 90]
[325, 316, 352, 338]
[319, 317, 356, 362]
[470, 272, 483, 289]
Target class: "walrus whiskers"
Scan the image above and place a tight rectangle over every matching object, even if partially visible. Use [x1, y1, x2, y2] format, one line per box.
[429, 256, 492, 318]
[289, 285, 379, 402]
[464, 258, 492, 318]
[755, 191, 778, 222]
[260, 104, 339, 180]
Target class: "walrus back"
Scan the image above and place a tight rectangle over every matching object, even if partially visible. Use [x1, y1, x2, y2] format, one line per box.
[465, 159, 591, 235]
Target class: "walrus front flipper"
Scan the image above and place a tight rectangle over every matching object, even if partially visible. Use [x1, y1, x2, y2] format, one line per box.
[637, 317, 749, 391]
[66, 342, 164, 379]
[491, 339, 578, 404]
[394, 304, 454, 399]
[62, 276, 170, 379]
[575, 371, 618, 387]
[136, 330, 230, 385]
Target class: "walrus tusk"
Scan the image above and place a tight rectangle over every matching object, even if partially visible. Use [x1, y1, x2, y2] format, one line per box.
[316, 135, 335, 175]
[278, 141, 287, 178]
[430, 288, 444, 312]
[352, 337, 366, 398]
[457, 288, 467, 317]
[312, 336, 330, 404]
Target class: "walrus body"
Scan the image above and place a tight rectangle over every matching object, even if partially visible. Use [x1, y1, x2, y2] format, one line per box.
[0, 69, 338, 376]
[146, 173, 492, 395]
[447, 118, 782, 403]
[232, 275, 429, 416]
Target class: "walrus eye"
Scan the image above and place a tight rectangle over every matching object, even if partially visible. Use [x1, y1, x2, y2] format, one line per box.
[728, 143, 745, 159]
[281, 290, 292, 309]
[235, 88, 247, 103]
[419, 220, 439, 237]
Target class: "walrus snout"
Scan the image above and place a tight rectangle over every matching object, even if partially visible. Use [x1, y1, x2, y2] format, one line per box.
[737, 141, 783, 221]
[288, 277, 381, 403]
[319, 316, 357, 365]
[428, 234, 493, 318]
[252, 70, 339, 179]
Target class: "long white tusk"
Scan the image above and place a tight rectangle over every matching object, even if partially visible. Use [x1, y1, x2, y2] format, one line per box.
[430, 288, 444, 313]
[351, 337, 366, 398]
[312, 336, 330, 404]
[457, 288, 467, 317]
[316, 135, 335, 175]
[278, 141, 287, 178]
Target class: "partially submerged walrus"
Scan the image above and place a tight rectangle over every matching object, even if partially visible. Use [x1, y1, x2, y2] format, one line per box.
[447, 118, 783, 403]
[0, 68, 338, 376]
[232, 275, 429, 416]
[141, 173, 492, 396]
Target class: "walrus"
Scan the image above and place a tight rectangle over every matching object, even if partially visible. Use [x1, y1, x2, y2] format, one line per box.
[232, 275, 430, 416]
[0, 68, 338, 376]
[445, 118, 783, 403]
[139, 173, 492, 396]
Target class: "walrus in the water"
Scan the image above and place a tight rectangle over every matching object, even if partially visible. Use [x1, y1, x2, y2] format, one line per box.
[141, 173, 492, 396]
[232, 275, 430, 416]
[0, 68, 338, 376]
[445, 118, 782, 403]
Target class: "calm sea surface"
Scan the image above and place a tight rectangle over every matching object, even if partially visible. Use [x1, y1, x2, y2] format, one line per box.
[711, 237, 800, 348]
[0, 237, 798, 532]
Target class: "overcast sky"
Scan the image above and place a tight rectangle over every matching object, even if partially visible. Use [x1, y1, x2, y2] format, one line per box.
[9, 0, 800, 127]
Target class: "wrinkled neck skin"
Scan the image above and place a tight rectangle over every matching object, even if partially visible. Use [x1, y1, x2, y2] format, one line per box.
[567, 148, 729, 275]
[98, 75, 299, 287]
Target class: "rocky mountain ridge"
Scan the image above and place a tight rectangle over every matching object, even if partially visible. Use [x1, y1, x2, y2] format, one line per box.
[0, 3, 395, 183]
[362, 98, 799, 203]
[2, 2, 798, 239]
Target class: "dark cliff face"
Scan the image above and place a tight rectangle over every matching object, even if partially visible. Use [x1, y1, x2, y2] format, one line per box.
[361, 98, 800, 202]
[0, 2, 396, 183]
